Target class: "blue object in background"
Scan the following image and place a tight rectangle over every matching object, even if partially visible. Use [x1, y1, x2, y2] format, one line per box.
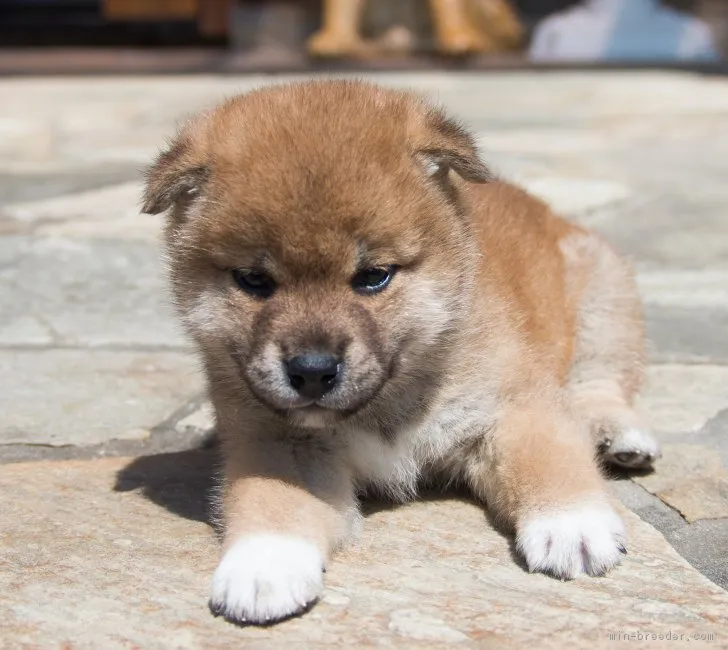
[529, 0, 721, 63]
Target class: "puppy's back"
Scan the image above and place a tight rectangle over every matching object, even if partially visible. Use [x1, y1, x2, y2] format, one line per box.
[467, 181, 583, 383]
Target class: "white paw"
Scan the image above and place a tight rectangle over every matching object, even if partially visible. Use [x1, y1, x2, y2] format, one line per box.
[601, 427, 660, 469]
[517, 502, 626, 579]
[210, 534, 324, 625]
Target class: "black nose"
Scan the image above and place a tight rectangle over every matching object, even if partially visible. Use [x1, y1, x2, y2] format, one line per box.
[286, 354, 340, 400]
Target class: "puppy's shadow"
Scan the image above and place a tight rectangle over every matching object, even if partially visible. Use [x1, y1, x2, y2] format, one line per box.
[114, 445, 652, 581]
[604, 464, 656, 481]
[114, 440, 656, 573]
[114, 443, 527, 570]
[113, 442, 430, 530]
[114, 445, 220, 528]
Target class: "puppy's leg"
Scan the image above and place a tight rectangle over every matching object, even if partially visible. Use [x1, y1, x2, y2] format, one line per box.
[561, 230, 660, 469]
[572, 380, 659, 469]
[210, 433, 357, 625]
[460, 397, 626, 579]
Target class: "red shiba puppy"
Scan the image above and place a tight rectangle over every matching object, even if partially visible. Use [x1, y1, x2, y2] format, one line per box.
[143, 80, 659, 625]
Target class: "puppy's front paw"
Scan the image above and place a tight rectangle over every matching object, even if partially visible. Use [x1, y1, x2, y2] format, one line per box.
[516, 502, 626, 579]
[210, 534, 324, 625]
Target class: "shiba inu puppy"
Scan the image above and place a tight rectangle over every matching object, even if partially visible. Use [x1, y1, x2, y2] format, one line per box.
[142, 80, 659, 625]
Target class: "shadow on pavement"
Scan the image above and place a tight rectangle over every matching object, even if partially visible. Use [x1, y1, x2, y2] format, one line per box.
[114, 447, 220, 527]
[112, 445, 522, 568]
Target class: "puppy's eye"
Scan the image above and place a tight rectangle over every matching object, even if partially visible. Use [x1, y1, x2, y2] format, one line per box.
[232, 269, 276, 298]
[351, 266, 397, 295]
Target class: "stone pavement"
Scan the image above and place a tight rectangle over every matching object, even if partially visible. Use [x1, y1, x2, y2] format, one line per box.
[1, 72, 727, 646]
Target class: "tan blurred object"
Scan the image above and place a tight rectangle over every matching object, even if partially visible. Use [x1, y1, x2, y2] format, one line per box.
[103, 0, 231, 39]
[307, 0, 369, 56]
[307, 0, 524, 57]
[103, 0, 198, 20]
[429, 0, 489, 54]
[469, 0, 524, 50]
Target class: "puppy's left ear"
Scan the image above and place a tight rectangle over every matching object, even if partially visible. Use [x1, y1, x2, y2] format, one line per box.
[142, 121, 208, 215]
[417, 110, 492, 183]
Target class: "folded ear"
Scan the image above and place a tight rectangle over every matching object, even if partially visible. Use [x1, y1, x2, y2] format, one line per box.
[417, 109, 492, 184]
[142, 123, 209, 215]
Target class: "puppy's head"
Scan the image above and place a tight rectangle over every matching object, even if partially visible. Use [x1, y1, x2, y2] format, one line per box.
[143, 81, 490, 429]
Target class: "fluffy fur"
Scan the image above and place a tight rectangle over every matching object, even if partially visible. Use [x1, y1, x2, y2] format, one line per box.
[143, 80, 659, 626]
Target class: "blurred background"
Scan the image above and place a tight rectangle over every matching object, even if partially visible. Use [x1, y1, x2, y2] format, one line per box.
[0, 0, 726, 73]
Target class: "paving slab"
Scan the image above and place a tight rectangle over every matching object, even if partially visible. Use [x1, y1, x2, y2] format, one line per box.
[639, 365, 728, 435]
[3, 181, 144, 224]
[1, 180, 162, 240]
[634, 444, 728, 523]
[520, 176, 631, 216]
[0, 350, 203, 447]
[611, 479, 728, 593]
[595, 195, 728, 273]
[0, 167, 140, 205]
[0, 235, 185, 348]
[699, 408, 728, 467]
[643, 306, 728, 364]
[1, 454, 727, 649]
[2, 72, 728, 172]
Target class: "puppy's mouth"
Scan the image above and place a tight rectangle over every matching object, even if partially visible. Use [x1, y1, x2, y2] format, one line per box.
[283, 404, 349, 429]
[246, 380, 381, 429]
[237, 369, 375, 426]
[232, 347, 387, 427]
[269, 399, 371, 428]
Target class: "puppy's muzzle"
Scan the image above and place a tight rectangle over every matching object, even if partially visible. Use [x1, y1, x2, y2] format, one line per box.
[285, 353, 341, 401]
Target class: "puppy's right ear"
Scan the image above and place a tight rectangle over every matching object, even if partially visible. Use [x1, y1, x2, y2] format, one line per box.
[142, 127, 208, 215]
[417, 108, 492, 184]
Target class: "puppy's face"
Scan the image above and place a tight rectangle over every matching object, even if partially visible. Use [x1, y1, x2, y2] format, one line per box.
[143, 82, 489, 429]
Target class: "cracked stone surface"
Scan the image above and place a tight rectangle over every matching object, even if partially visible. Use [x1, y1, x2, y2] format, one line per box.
[1, 455, 726, 649]
[1, 71, 727, 641]
[0, 236, 185, 348]
[634, 444, 728, 523]
[639, 365, 728, 435]
[1, 350, 202, 446]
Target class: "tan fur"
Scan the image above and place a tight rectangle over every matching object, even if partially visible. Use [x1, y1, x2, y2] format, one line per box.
[143, 80, 656, 625]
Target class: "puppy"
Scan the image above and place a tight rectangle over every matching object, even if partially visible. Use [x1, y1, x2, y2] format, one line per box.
[142, 80, 660, 625]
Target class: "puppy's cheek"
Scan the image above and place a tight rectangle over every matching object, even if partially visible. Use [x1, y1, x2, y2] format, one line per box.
[337, 340, 386, 400]
[244, 342, 300, 408]
[179, 290, 233, 339]
[400, 277, 456, 346]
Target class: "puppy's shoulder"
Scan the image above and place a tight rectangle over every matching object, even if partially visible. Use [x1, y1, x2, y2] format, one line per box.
[467, 181, 577, 243]
[465, 181, 582, 375]
[466, 180, 587, 279]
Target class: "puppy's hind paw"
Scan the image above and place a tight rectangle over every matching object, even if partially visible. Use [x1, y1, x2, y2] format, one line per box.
[517, 501, 626, 579]
[210, 534, 324, 626]
[600, 427, 661, 469]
